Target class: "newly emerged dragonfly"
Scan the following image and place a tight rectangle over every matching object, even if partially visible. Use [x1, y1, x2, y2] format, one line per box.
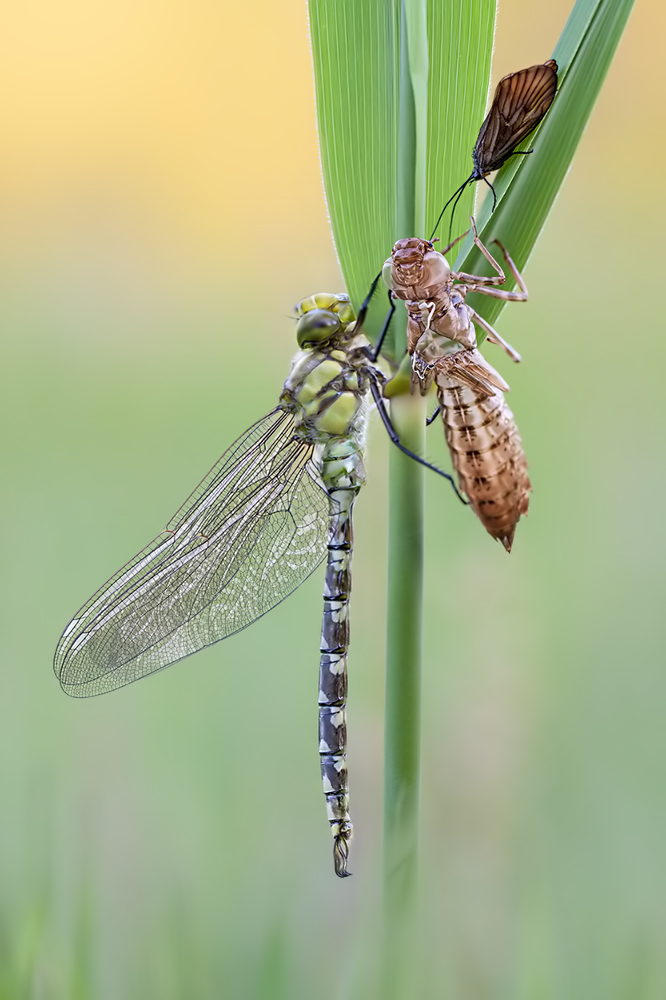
[431, 59, 558, 241]
[54, 292, 463, 878]
[383, 220, 530, 551]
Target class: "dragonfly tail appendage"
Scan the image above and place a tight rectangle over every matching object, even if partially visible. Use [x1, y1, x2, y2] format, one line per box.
[318, 480, 359, 878]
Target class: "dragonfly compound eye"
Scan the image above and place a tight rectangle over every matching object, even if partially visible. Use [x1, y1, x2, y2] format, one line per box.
[296, 308, 342, 348]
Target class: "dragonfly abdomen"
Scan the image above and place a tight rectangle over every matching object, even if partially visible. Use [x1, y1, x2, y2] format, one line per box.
[318, 440, 364, 877]
[437, 379, 530, 552]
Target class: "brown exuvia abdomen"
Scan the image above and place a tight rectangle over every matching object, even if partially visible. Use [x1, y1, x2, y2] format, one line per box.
[437, 379, 530, 552]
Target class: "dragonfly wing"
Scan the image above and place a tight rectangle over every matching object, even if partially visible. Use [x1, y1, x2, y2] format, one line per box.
[55, 408, 329, 697]
[474, 60, 558, 173]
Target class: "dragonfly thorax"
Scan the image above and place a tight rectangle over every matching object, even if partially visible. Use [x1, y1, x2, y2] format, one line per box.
[282, 294, 374, 446]
[282, 347, 368, 444]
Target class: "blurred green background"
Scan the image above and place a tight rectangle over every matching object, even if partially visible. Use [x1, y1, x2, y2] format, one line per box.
[1, 0, 664, 996]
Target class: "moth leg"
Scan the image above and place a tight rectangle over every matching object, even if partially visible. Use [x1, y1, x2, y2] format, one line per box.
[481, 176, 497, 213]
[451, 217, 507, 287]
[468, 308, 521, 362]
[426, 405, 441, 426]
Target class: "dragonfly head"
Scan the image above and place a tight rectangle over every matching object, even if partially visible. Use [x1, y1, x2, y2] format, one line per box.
[295, 293, 355, 348]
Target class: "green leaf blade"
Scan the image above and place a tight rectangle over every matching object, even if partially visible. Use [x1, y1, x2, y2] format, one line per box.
[424, 0, 497, 243]
[308, 0, 496, 355]
[308, 0, 400, 345]
[457, 0, 635, 329]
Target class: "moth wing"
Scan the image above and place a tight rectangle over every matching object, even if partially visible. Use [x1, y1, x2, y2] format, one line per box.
[474, 60, 558, 174]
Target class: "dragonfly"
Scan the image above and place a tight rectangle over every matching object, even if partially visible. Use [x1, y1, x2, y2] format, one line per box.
[54, 291, 464, 878]
[430, 59, 558, 242]
[383, 219, 530, 551]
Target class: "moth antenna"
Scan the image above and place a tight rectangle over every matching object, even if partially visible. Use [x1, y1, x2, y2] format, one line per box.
[446, 183, 470, 246]
[429, 175, 473, 242]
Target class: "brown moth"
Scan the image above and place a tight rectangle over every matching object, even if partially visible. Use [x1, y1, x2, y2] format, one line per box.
[431, 59, 558, 240]
[473, 59, 558, 178]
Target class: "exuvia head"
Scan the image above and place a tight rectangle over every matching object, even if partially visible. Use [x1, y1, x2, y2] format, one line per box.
[383, 238, 451, 295]
[295, 293, 355, 349]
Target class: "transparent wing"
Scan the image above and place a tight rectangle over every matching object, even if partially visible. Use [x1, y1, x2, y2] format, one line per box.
[54, 408, 329, 697]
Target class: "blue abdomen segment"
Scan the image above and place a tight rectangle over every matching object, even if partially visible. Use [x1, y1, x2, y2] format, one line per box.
[317, 438, 364, 877]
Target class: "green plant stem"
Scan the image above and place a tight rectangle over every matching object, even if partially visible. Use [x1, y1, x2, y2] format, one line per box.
[383, 0, 427, 930]
[394, 3, 415, 355]
[384, 394, 425, 901]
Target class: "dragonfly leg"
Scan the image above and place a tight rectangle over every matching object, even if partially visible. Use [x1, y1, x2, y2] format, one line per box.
[361, 290, 395, 363]
[426, 404, 441, 426]
[354, 271, 382, 333]
[468, 308, 521, 362]
[369, 381, 468, 504]
[355, 278, 395, 364]
[369, 290, 395, 361]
